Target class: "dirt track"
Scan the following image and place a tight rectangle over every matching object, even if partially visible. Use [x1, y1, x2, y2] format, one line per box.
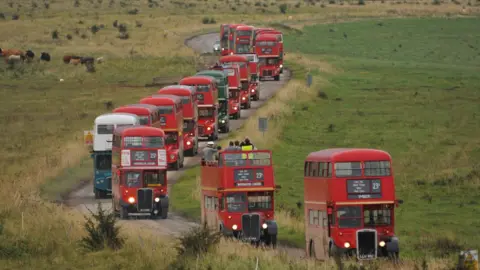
[65, 32, 304, 257]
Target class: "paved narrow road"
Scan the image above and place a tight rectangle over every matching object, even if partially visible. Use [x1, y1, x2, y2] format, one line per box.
[65, 32, 304, 258]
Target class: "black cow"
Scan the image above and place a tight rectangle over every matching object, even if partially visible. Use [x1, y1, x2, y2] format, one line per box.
[40, 52, 51, 62]
[80, 56, 94, 64]
[25, 50, 35, 59]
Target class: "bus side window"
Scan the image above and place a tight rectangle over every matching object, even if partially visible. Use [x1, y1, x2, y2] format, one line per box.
[304, 162, 309, 177]
[309, 162, 317, 177]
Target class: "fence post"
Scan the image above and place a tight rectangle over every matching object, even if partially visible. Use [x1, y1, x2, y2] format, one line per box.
[255, 257, 259, 270]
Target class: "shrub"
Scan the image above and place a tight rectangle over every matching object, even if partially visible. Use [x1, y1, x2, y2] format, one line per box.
[118, 32, 129, 39]
[279, 3, 288, 13]
[66, 34, 73, 40]
[432, 0, 441, 4]
[51, 30, 59, 39]
[294, 2, 301, 7]
[12, 14, 20, 20]
[358, 0, 365, 4]
[127, 8, 139, 14]
[176, 223, 221, 256]
[74, 0, 80, 7]
[80, 202, 124, 251]
[90, 24, 100, 34]
[0, 13, 5, 20]
[118, 23, 127, 33]
[44, 2, 50, 8]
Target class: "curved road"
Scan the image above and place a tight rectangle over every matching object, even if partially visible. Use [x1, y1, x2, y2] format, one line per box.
[66, 32, 303, 257]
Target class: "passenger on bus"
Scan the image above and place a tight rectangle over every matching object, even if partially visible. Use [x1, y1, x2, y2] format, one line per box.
[214, 145, 222, 161]
[202, 141, 218, 162]
[225, 141, 237, 151]
[234, 140, 241, 150]
[242, 137, 256, 150]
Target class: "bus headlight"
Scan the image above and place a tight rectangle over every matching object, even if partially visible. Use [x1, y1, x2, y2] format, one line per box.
[379, 241, 386, 247]
[154, 197, 160, 203]
[242, 97, 246, 100]
[128, 197, 135, 204]
[232, 224, 238, 230]
[207, 126, 211, 131]
[344, 242, 350, 248]
[221, 119, 225, 123]
[280, 64, 283, 68]
[186, 141, 191, 146]
[233, 106, 238, 110]
[251, 89, 255, 93]
[262, 223, 268, 229]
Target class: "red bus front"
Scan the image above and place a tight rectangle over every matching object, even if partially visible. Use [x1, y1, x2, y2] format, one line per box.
[233, 26, 254, 54]
[255, 34, 281, 81]
[210, 65, 241, 120]
[111, 126, 169, 219]
[254, 30, 284, 72]
[243, 54, 260, 101]
[139, 96, 185, 170]
[225, 24, 246, 56]
[220, 58, 251, 109]
[197, 105, 218, 140]
[201, 150, 280, 246]
[303, 148, 402, 261]
[157, 85, 198, 157]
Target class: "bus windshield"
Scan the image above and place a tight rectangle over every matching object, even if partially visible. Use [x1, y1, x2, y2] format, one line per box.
[165, 132, 178, 145]
[97, 124, 114, 134]
[226, 193, 246, 212]
[219, 100, 228, 112]
[95, 154, 111, 170]
[143, 170, 166, 186]
[237, 30, 252, 36]
[123, 171, 141, 188]
[337, 206, 362, 228]
[198, 108, 215, 119]
[180, 96, 190, 105]
[183, 120, 195, 133]
[157, 106, 173, 114]
[247, 192, 272, 211]
[197, 85, 210, 92]
[364, 205, 392, 227]
[235, 44, 250, 54]
[138, 116, 149, 125]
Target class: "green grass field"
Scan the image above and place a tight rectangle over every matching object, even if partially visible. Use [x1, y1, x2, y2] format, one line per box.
[172, 17, 480, 259]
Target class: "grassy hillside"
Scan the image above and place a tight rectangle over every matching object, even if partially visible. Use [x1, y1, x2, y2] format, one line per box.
[171, 16, 480, 261]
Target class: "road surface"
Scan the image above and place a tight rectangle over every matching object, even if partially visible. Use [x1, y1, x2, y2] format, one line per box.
[65, 32, 303, 257]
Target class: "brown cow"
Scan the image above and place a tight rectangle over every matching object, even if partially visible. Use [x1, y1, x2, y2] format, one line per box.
[63, 55, 81, 64]
[0, 48, 25, 63]
[70, 58, 81, 65]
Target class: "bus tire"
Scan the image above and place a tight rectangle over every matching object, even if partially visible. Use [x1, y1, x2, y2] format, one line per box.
[253, 93, 260, 101]
[185, 148, 194, 157]
[235, 112, 240, 119]
[274, 75, 280, 81]
[309, 240, 316, 258]
[160, 207, 168, 219]
[94, 189, 101, 199]
[173, 160, 180, 171]
[270, 234, 277, 249]
[119, 206, 129, 220]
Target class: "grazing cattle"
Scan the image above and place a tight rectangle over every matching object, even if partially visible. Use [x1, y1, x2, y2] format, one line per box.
[63, 55, 81, 64]
[1, 48, 25, 63]
[40, 52, 51, 62]
[7, 54, 25, 65]
[25, 50, 35, 60]
[96, 57, 104, 64]
[80, 56, 94, 64]
[70, 58, 81, 65]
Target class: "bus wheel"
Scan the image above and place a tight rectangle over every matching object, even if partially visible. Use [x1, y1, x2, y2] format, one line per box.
[94, 189, 101, 199]
[388, 251, 399, 263]
[235, 112, 241, 119]
[309, 240, 316, 258]
[119, 206, 129, 220]
[270, 234, 277, 249]
[160, 207, 168, 219]
[274, 75, 280, 81]
[253, 93, 260, 101]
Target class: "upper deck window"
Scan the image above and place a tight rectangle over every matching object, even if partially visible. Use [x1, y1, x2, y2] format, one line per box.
[197, 85, 210, 92]
[257, 41, 276, 46]
[157, 106, 173, 114]
[180, 97, 190, 104]
[138, 116, 149, 125]
[124, 136, 164, 148]
[97, 124, 114, 134]
[364, 161, 391, 176]
[237, 30, 252, 36]
[304, 161, 332, 177]
[335, 162, 362, 177]
[223, 152, 271, 167]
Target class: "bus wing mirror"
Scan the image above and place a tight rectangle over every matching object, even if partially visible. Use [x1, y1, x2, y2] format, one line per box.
[397, 199, 404, 205]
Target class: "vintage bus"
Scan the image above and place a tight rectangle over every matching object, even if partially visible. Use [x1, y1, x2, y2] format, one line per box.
[220, 56, 251, 109]
[201, 150, 281, 247]
[233, 25, 255, 54]
[92, 113, 140, 198]
[225, 24, 246, 56]
[179, 76, 219, 140]
[157, 85, 198, 157]
[303, 148, 403, 261]
[253, 29, 284, 73]
[112, 104, 160, 127]
[220, 24, 230, 56]
[255, 34, 282, 81]
[242, 53, 260, 101]
[195, 70, 230, 133]
[111, 125, 169, 219]
[139, 95, 185, 170]
[212, 64, 241, 120]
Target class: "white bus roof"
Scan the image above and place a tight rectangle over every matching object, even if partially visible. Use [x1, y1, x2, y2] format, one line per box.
[94, 113, 140, 125]
[242, 54, 258, 62]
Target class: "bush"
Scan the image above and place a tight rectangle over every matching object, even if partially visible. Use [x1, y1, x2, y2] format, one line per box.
[51, 30, 59, 39]
[80, 202, 124, 251]
[279, 3, 288, 13]
[127, 8, 139, 14]
[201, 17, 216, 24]
[358, 0, 365, 4]
[90, 24, 100, 34]
[176, 223, 221, 256]
[118, 32, 129, 40]
[118, 23, 127, 33]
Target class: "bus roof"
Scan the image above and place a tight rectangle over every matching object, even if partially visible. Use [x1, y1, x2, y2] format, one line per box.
[306, 148, 392, 162]
[114, 125, 165, 137]
[94, 113, 139, 125]
[229, 24, 246, 29]
[196, 70, 226, 78]
[158, 85, 196, 96]
[256, 34, 280, 41]
[220, 55, 248, 63]
[180, 76, 216, 85]
[256, 29, 282, 35]
[241, 54, 258, 62]
[113, 104, 157, 114]
[236, 25, 254, 31]
[140, 95, 182, 106]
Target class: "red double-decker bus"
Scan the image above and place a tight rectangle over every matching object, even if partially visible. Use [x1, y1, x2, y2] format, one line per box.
[233, 25, 255, 54]
[212, 64, 241, 119]
[255, 34, 282, 81]
[303, 148, 403, 261]
[241, 54, 260, 101]
[224, 24, 246, 56]
[254, 29, 284, 73]
[220, 55, 251, 109]
[220, 24, 230, 56]
[111, 125, 169, 219]
[200, 150, 281, 247]
[139, 95, 185, 170]
[157, 85, 198, 157]
[112, 104, 160, 127]
[179, 76, 219, 140]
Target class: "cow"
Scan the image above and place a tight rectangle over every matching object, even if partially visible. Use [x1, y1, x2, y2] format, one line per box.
[96, 57, 104, 64]
[63, 55, 81, 64]
[80, 56, 94, 64]
[0, 48, 25, 63]
[40, 52, 51, 62]
[70, 58, 81, 65]
[25, 50, 35, 61]
[7, 54, 25, 65]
